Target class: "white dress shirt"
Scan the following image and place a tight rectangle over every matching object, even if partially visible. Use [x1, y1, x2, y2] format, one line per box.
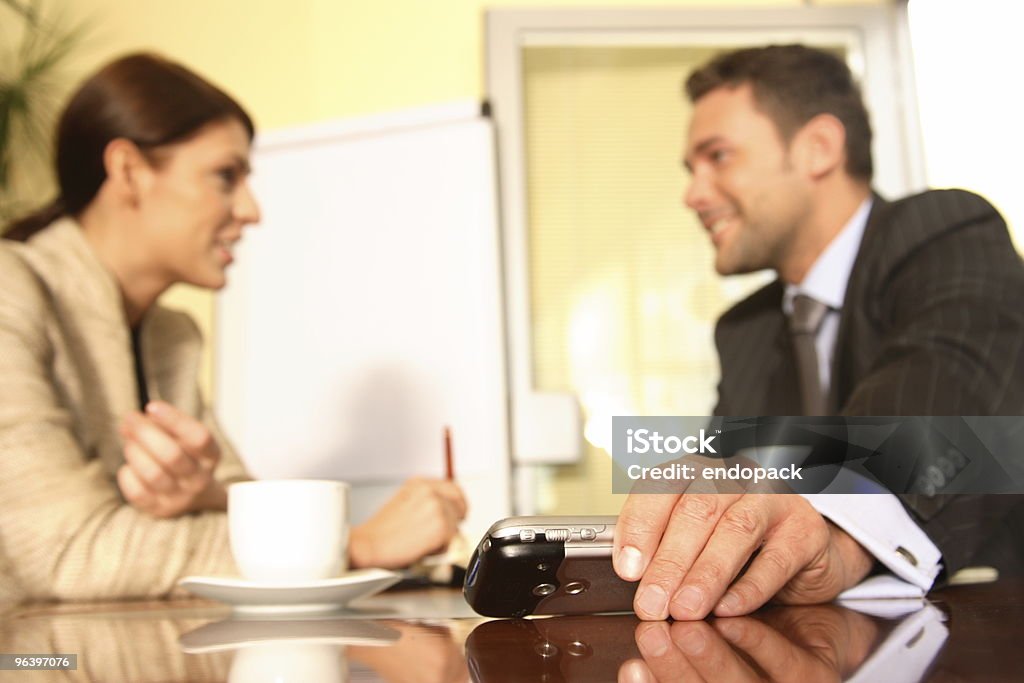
[783, 198, 943, 596]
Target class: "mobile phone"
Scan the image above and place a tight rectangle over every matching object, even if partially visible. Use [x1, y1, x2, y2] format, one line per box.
[462, 516, 639, 617]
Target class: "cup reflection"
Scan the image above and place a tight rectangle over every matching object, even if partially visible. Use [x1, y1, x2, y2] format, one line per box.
[180, 616, 397, 682]
[180, 616, 470, 683]
[229, 642, 348, 683]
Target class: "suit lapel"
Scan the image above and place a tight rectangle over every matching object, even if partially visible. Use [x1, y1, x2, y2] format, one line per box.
[28, 220, 139, 476]
[716, 280, 802, 415]
[831, 193, 890, 413]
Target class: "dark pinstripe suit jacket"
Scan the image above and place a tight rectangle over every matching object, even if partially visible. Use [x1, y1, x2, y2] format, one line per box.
[713, 189, 1024, 579]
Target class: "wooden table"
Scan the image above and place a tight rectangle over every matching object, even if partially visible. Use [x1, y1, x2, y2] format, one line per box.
[1, 580, 1021, 681]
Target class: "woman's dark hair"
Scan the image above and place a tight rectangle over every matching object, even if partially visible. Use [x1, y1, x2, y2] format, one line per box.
[5, 52, 255, 241]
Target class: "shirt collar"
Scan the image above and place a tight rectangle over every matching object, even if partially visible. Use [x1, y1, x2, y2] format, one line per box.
[783, 197, 873, 315]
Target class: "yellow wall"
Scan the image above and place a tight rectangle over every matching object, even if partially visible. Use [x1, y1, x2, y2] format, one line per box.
[74, 0, 800, 128]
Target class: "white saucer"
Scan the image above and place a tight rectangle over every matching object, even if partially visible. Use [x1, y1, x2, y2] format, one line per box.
[178, 568, 402, 615]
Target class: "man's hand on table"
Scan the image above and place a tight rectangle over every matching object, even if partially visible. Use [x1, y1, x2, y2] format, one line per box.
[116, 401, 226, 518]
[613, 493, 874, 620]
[350, 477, 468, 569]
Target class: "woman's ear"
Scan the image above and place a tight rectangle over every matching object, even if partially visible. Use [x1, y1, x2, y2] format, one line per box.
[102, 138, 151, 209]
[792, 113, 847, 180]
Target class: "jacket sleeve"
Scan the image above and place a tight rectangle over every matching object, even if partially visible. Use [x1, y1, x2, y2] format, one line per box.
[841, 191, 1024, 578]
[0, 249, 237, 605]
[843, 192, 1024, 416]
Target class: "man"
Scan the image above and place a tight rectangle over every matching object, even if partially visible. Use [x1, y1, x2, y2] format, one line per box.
[612, 45, 1024, 621]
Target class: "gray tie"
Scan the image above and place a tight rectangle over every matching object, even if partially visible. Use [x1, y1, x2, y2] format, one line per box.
[789, 294, 830, 415]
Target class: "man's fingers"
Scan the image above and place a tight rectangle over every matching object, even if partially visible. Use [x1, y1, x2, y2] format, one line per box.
[667, 495, 772, 620]
[712, 497, 832, 615]
[630, 493, 741, 620]
[713, 532, 811, 617]
[613, 492, 682, 584]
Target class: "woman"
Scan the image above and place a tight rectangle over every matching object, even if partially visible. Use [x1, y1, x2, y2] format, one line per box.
[0, 53, 466, 604]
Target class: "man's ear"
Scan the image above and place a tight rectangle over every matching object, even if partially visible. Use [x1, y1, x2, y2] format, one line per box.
[792, 113, 846, 180]
[102, 138, 152, 208]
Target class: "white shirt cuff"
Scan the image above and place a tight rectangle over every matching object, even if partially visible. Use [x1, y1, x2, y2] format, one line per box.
[802, 493, 942, 595]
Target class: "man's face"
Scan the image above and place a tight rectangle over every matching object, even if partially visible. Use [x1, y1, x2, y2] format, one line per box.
[683, 84, 812, 277]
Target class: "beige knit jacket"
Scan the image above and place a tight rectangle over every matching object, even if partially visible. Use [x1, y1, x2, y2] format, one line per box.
[0, 219, 246, 605]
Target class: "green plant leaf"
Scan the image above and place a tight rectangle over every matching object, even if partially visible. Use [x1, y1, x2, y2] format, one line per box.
[0, 0, 87, 223]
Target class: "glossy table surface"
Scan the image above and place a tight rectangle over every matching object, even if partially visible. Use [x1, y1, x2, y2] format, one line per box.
[1, 579, 1022, 682]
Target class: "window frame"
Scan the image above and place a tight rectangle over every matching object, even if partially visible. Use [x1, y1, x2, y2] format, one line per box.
[486, 5, 924, 464]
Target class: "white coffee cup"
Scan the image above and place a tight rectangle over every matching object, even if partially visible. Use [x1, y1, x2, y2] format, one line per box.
[229, 479, 349, 583]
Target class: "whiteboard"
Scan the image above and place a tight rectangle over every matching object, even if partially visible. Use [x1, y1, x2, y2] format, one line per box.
[214, 102, 511, 538]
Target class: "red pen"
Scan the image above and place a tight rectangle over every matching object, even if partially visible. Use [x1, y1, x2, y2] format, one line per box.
[444, 426, 454, 481]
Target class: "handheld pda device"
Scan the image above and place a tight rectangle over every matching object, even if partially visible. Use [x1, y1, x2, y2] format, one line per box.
[463, 516, 639, 617]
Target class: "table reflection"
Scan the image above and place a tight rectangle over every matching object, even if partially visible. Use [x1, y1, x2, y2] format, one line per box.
[0, 600, 472, 682]
[464, 602, 946, 683]
[5, 581, 1023, 682]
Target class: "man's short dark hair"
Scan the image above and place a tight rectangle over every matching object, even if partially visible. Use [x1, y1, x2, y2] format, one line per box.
[685, 44, 873, 182]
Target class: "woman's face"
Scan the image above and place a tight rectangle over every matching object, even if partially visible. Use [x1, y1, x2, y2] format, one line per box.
[136, 117, 260, 290]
